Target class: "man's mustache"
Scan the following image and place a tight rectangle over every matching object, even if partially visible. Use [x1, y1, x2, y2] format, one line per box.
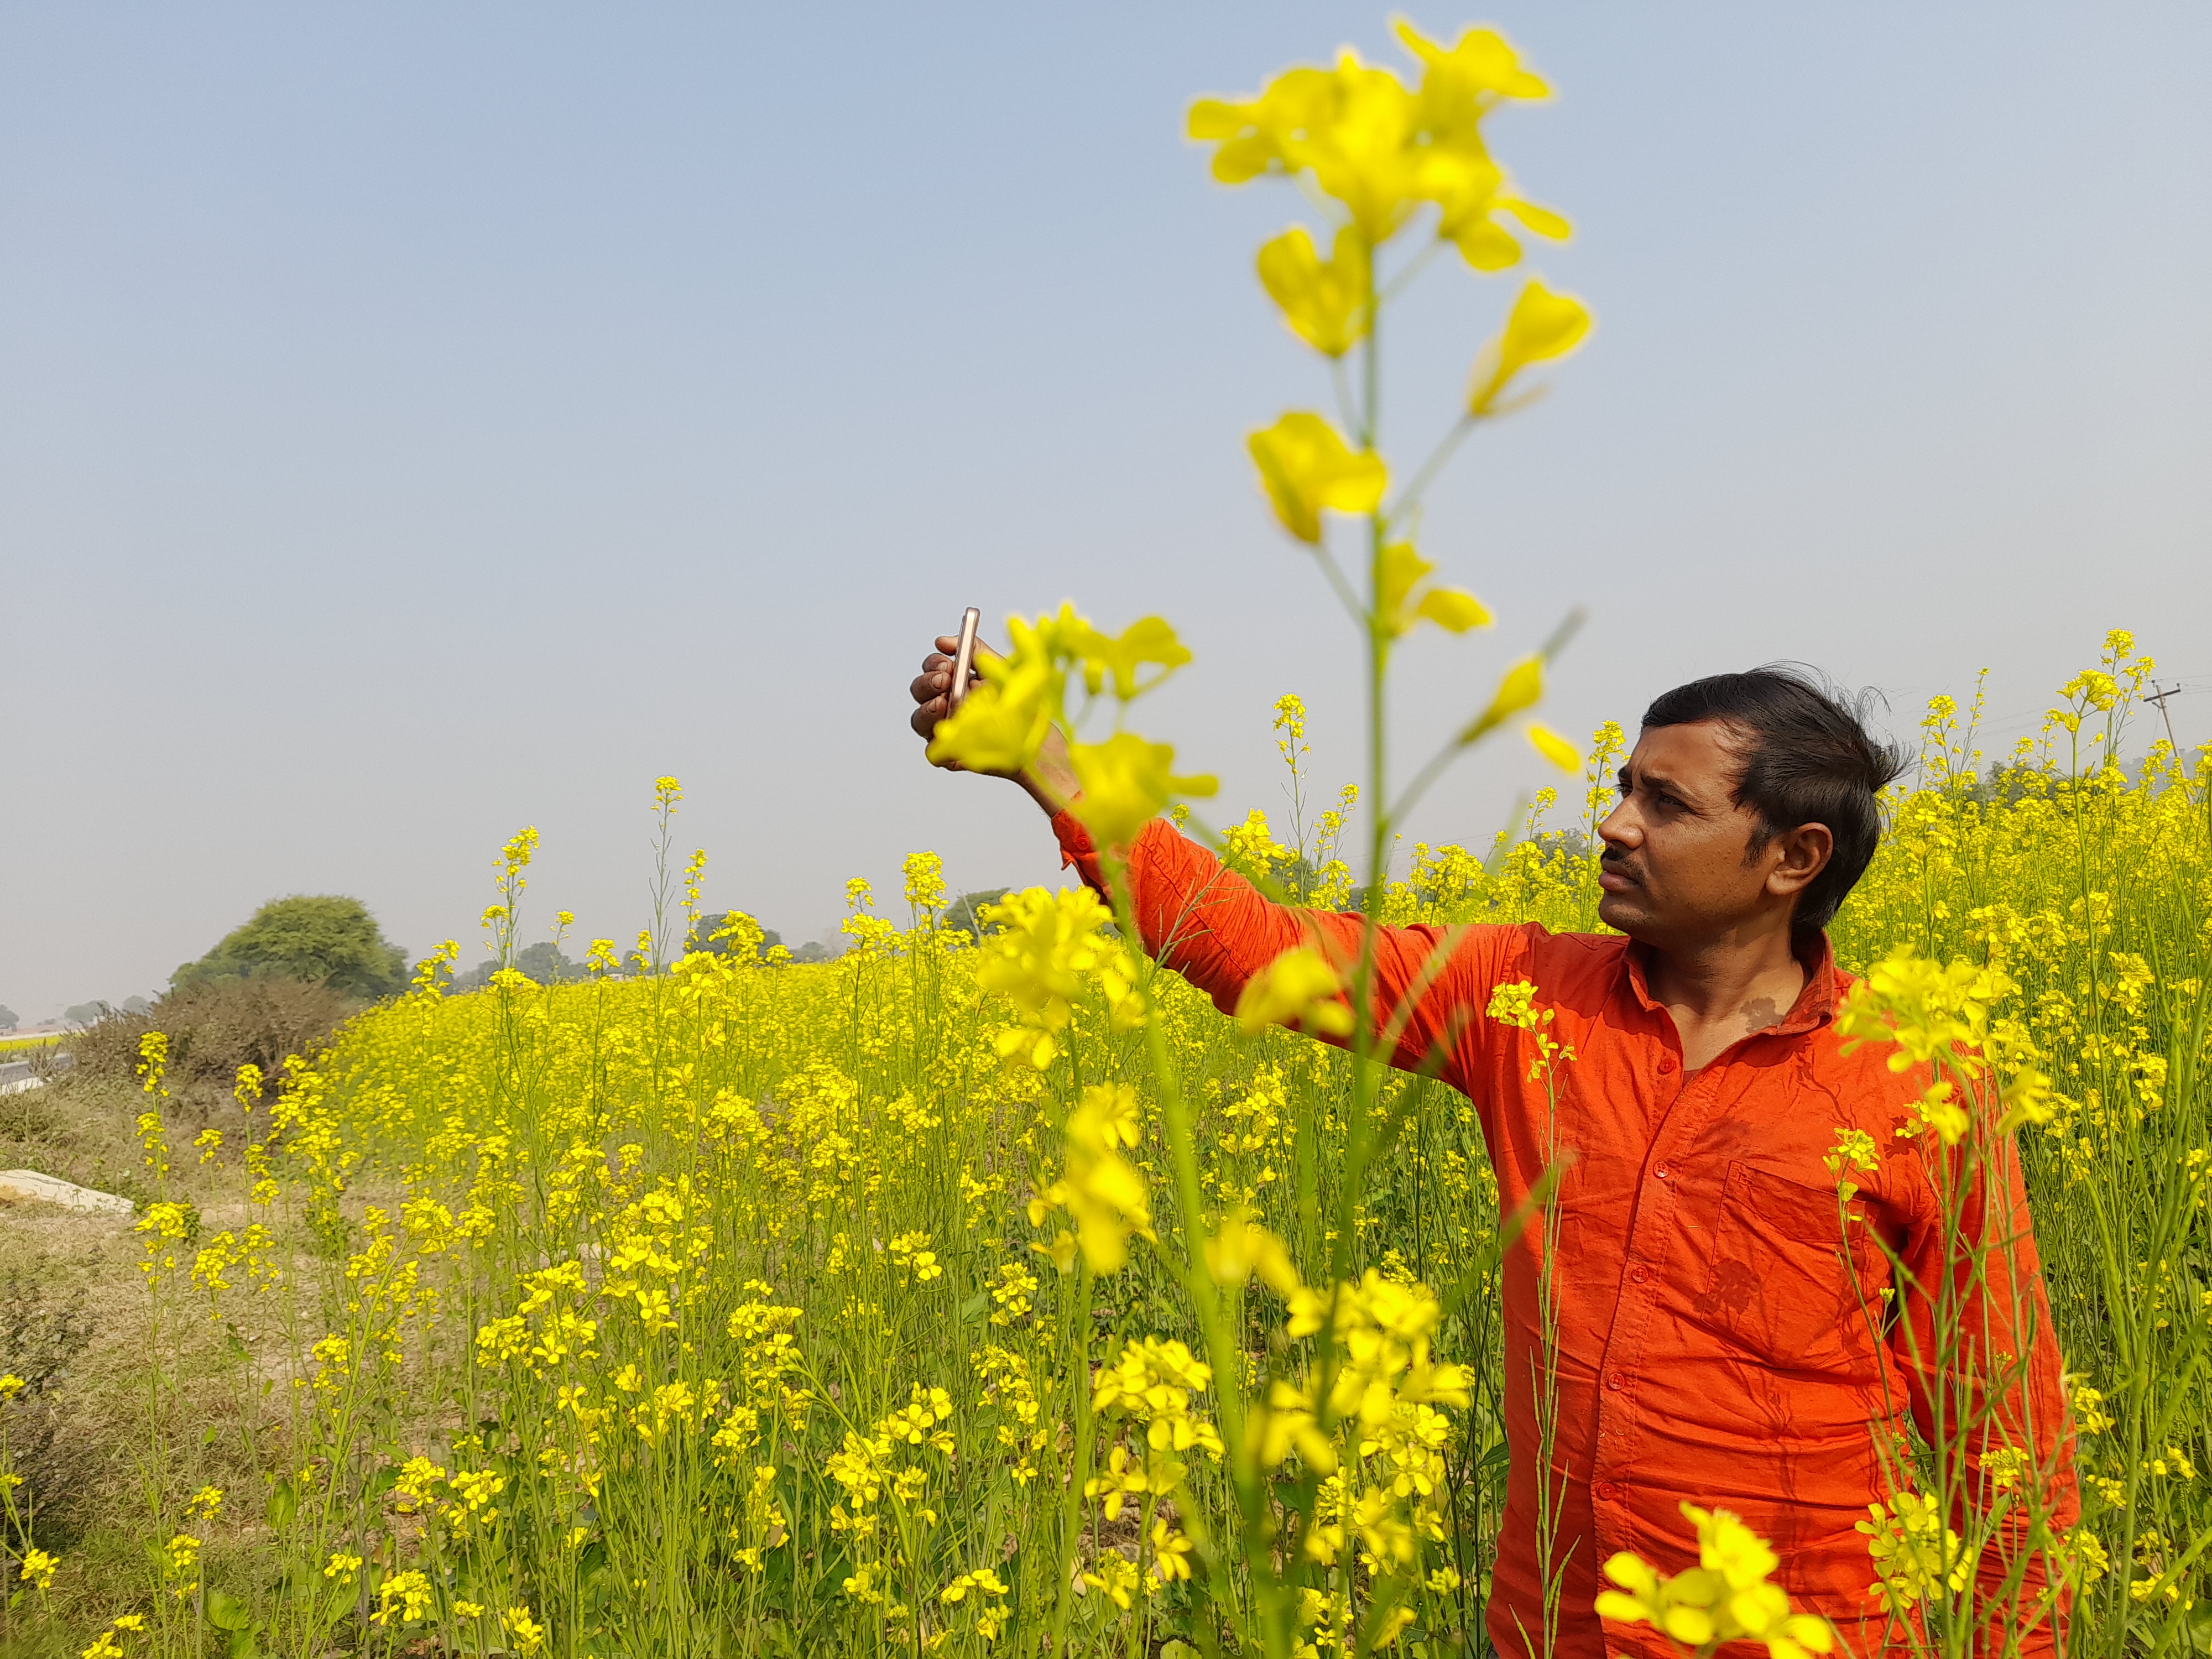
[1600, 851, 1642, 883]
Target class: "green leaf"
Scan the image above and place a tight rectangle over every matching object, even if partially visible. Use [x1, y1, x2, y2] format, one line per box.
[206, 1587, 255, 1631]
[264, 1480, 296, 1530]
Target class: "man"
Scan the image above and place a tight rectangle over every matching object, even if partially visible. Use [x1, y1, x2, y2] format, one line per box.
[908, 644, 2078, 1659]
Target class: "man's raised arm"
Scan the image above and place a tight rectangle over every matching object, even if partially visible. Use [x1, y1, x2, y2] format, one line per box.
[909, 634, 1501, 1080]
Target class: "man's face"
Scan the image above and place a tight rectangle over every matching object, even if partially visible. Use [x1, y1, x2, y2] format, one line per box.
[1595, 721, 1796, 948]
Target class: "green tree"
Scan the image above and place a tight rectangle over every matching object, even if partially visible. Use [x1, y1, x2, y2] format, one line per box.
[0, 1005, 16, 1031]
[686, 912, 783, 961]
[174, 895, 408, 1000]
[451, 941, 582, 992]
[64, 1002, 106, 1027]
[941, 888, 1013, 940]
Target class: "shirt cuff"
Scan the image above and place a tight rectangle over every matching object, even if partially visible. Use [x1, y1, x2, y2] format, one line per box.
[1050, 808, 1096, 871]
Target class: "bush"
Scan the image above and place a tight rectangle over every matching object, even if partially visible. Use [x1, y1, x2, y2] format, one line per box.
[70, 975, 357, 1091]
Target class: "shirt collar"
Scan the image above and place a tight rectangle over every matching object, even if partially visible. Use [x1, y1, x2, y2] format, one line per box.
[1620, 931, 1843, 1036]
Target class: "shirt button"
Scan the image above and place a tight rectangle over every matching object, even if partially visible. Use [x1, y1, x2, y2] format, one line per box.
[1606, 1373, 1625, 1391]
[1657, 1055, 1678, 1076]
[1630, 1265, 1648, 1284]
[1595, 1480, 1622, 1501]
[1654, 1163, 1671, 1180]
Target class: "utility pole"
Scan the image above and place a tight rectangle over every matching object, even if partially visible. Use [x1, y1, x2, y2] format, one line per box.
[2146, 681, 2183, 758]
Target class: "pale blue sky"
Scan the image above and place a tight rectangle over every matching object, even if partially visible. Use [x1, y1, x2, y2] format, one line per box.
[4, 3, 2208, 1018]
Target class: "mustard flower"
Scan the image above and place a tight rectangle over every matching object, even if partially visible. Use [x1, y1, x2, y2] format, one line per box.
[1233, 945, 1355, 1037]
[1467, 279, 1593, 416]
[1248, 411, 1387, 542]
[1256, 224, 1371, 357]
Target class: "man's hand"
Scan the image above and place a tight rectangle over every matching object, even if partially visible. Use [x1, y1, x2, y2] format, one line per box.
[907, 633, 1077, 815]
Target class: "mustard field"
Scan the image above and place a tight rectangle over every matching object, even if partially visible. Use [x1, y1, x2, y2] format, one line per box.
[9, 638, 2204, 1659]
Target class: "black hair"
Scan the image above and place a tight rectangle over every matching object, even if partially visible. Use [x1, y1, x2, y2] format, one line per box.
[1640, 665, 1909, 940]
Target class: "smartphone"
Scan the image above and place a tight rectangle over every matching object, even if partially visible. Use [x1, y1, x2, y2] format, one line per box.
[948, 607, 982, 711]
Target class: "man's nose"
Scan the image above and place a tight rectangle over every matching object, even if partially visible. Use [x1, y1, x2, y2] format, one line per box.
[1597, 802, 1639, 849]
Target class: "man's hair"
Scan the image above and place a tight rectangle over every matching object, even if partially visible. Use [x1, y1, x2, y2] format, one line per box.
[1641, 665, 1909, 939]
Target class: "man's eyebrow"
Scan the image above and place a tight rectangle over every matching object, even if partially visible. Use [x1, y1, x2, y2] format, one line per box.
[1637, 769, 1698, 805]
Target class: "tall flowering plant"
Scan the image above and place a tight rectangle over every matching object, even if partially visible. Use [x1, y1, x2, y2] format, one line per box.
[930, 19, 1594, 1656]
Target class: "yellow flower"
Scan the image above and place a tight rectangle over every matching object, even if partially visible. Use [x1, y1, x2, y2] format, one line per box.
[929, 608, 1196, 781]
[1150, 1517, 1196, 1583]
[1467, 279, 1593, 415]
[1395, 19, 1550, 105]
[1082, 1550, 1142, 1611]
[1204, 1208, 1304, 1296]
[1069, 732, 1217, 850]
[1457, 654, 1545, 745]
[1857, 1492, 1970, 1611]
[1248, 412, 1388, 542]
[1060, 611, 1193, 702]
[1598, 1504, 1833, 1659]
[975, 885, 1136, 1067]
[1823, 1127, 1881, 1182]
[1233, 945, 1355, 1037]
[1526, 723, 1580, 771]
[1190, 53, 1425, 240]
[1982, 1446, 2030, 1492]
[1047, 1083, 1156, 1274]
[1911, 1080, 1971, 1146]
[2068, 1384, 2114, 1435]
[503, 1604, 548, 1656]
[2060, 1525, 2111, 1588]
[20, 1546, 56, 1591]
[1376, 541, 1491, 638]
[1256, 225, 1370, 357]
[928, 615, 1062, 775]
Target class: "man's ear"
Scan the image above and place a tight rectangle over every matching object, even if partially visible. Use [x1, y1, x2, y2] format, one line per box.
[1766, 822, 1833, 901]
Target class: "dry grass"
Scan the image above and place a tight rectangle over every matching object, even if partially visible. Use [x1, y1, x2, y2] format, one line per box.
[67, 977, 358, 1097]
[0, 1070, 340, 1650]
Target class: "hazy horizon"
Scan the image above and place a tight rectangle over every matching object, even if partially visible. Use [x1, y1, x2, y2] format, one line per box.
[4, 3, 2208, 1021]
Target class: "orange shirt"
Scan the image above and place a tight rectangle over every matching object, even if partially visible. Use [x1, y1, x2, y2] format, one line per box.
[1054, 811, 2078, 1659]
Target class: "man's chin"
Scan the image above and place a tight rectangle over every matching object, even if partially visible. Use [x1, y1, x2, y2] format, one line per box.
[1596, 893, 1651, 937]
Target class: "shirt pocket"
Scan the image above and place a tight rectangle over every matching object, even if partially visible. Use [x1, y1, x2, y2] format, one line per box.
[1694, 1161, 1885, 1378]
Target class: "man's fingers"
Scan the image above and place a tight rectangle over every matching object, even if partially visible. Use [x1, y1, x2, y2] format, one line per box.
[909, 629, 1000, 774]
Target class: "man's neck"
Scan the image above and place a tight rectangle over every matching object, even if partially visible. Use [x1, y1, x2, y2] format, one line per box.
[1644, 924, 1808, 1072]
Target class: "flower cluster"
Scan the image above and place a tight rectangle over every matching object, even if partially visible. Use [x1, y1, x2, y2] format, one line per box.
[1855, 1491, 1971, 1613]
[1597, 1503, 1835, 1658]
[974, 886, 1142, 1069]
[1029, 1082, 1155, 1272]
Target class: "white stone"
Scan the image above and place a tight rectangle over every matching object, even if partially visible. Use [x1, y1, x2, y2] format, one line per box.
[0, 1169, 135, 1217]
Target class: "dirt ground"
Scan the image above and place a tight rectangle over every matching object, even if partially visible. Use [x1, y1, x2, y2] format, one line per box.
[1, 1066, 319, 1653]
